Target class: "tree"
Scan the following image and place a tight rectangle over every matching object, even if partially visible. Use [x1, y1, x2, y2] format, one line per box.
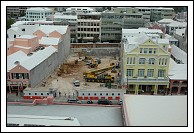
[7, 18, 15, 29]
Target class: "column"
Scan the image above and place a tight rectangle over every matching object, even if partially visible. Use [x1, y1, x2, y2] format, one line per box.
[135, 84, 139, 95]
[154, 85, 158, 95]
[169, 80, 173, 94]
[178, 81, 182, 95]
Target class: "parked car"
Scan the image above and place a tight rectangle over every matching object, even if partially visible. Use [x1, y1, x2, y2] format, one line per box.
[73, 80, 80, 87]
[87, 100, 93, 104]
[67, 98, 81, 104]
[97, 99, 112, 105]
[118, 99, 123, 105]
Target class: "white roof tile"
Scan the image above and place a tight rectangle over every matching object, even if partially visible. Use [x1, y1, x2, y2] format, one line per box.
[39, 25, 68, 35]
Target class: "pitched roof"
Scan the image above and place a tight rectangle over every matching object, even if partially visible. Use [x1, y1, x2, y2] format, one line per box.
[39, 25, 68, 35]
[171, 44, 187, 64]
[39, 37, 61, 45]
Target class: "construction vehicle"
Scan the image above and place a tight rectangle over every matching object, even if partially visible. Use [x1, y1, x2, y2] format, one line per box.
[83, 65, 116, 83]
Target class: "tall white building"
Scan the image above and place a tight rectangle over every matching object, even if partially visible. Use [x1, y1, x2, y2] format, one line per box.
[25, 7, 53, 21]
[65, 7, 94, 15]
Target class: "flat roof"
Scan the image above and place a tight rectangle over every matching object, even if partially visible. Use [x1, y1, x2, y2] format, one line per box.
[123, 95, 187, 126]
[39, 37, 61, 45]
[7, 114, 80, 126]
[77, 88, 126, 92]
[7, 105, 123, 126]
[16, 35, 37, 39]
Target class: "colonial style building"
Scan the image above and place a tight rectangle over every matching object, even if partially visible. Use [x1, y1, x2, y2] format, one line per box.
[121, 30, 170, 95]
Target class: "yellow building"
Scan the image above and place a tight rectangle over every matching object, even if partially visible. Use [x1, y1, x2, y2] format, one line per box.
[121, 32, 170, 95]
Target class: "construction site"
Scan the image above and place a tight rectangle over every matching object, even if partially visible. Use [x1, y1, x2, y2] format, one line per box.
[34, 50, 122, 98]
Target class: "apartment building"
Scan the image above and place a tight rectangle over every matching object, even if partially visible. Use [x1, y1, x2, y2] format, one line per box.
[136, 7, 151, 23]
[101, 8, 144, 43]
[77, 12, 101, 43]
[7, 7, 28, 18]
[65, 7, 94, 15]
[25, 7, 53, 21]
[121, 30, 170, 95]
[7, 25, 70, 92]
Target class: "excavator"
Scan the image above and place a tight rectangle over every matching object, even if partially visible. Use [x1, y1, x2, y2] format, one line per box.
[83, 65, 116, 83]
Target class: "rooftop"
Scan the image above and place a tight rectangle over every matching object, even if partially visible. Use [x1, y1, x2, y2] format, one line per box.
[39, 37, 61, 45]
[27, 7, 52, 11]
[123, 95, 187, 126]
[7, 115, 80, 126]
[171, 44, 187, 64]
[16, 35, 37, 39]
[175, 28, 186, 36]
[39, 25, 68, 35]
[158, 19, 174, 23]
[167, 21, 187, 27]
[54, 15, 77, 20]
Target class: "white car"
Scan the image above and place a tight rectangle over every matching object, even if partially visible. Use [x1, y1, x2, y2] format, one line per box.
[118, 99, 123, 105]
[73, 80, 80, 87]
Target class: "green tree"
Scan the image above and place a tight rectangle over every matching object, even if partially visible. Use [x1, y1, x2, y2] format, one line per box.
[7, 18, 15, 29]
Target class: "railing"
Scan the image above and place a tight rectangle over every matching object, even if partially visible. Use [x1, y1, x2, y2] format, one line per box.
[127, 78, 169, 82]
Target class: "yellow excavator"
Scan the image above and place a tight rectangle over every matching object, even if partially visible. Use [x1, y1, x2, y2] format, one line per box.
[83, 65, 116, 83]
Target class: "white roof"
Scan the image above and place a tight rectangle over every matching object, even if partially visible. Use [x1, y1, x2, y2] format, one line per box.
[7, 51, 28, 71]
[7, 46, 57, 71]
[77, 88, 126, 92]
[16, 35, 37, 39]
[167, 21, 187, 27]
[7, 115, 80, 126]
[165, 34, 178, 42]
[171, 44, 187, 64]
[154, 38, 169, 44]
[39, 37, 61, 45]
[123, 32, 150, 53]
[54, 15, 77, 20]
[168, 59, 187, 80]
[66, 7, 94, 11]
[21, 46, 57, 70]
[27, 7, 52, 11]
[11, 21, 27, 27]
[158, 19, 174, 23]
[175, 28, 186, 36]
[122, 28, 163, 34]
[123, 95, 187, 126]
[39, 25, 68, 35]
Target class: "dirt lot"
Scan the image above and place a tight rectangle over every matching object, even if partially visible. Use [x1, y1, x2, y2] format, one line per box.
[41, 53, 119, 97]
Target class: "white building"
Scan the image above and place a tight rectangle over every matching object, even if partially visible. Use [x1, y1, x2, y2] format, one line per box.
[65, 7, 94, 15]
[136, 7, 151, 23]
[25, 7, 53, 21]
[166, 21, 187, 35]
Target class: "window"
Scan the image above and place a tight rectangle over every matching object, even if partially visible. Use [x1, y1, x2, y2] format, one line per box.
[149, 48, 153, 54]
[41, 93, 43, 95]
[147, 69, 154, 77]
[127, 57, 129, 64]
[112, 93, 114, 96]
[118, 93, 120, 95]
[35, 93, 37, 95]
[149, 58, 155, 65]
[106, 93, 108, 96]
[165, 58, 167, 65]
[94, 93, 96, 96]
[133, 57, 135, 64]
[153, 48, 157, 54]
[88, 93, 90, 96]
[100, 93, 102, 96]
[144, 48, 148, 53]
[14, 35, 16, 38]
[159, 58, 161, 65]
[126, 69, 133, 77]
[158, 70, 165, 77]
[82, 93, 84, 96]
[162, 58, 165, 65]
[130, 57, 133, 64]
[24, 73, 29, 79]
[29, 93, 31, 95]
[47, 93, 49, 95]
[139, 58, 145, 64]
[19, 73, 23, 79]
[12, 73, 16, 79]
[138, 69, 145, 77]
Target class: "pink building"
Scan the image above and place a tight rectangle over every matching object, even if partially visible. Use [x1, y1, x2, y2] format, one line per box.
[7, 25, 70, 93]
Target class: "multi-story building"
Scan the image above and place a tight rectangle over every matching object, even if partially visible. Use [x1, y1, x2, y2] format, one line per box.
[166, 21, 187, 35]
[136, 7, 151, 23]
[101, 8, 144, 43]
[7, 25, 70, 92]
[7, 7, 28, 18]
[151, 7, 175, 22]
[65, 7, 94, 15]
[121, 30, 170, 95]
[25, 7, 53, 21]
[46, 12, 77, 42]
[77, 12, 101, 43]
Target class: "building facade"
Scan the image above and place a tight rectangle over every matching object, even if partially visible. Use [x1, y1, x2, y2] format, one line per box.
[7, 7, 28, 18]
[121, 31, 170, 95]
[77, 12, 101, 43]
[25, 7, 53, 21]
[101, 8, 144, 43]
